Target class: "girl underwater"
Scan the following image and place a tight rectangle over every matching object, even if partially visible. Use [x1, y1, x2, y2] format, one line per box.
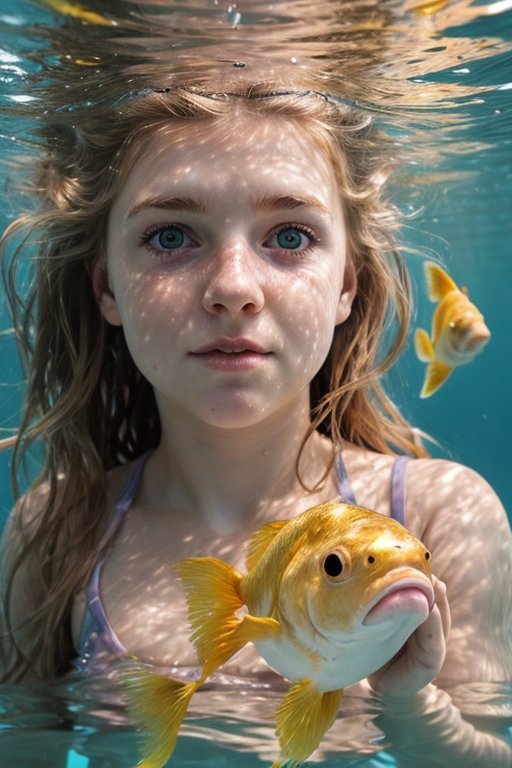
[1, 75, 511, 765]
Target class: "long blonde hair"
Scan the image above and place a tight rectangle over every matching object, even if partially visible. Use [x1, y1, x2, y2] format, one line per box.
[0, 82, 427, 681]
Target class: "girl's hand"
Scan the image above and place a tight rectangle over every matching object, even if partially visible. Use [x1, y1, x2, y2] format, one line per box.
[368, 576, 451, 700]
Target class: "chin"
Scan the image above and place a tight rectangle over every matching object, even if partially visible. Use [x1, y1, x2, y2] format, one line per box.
[195, 392, 281, 430]
[200, 405, 272, 430]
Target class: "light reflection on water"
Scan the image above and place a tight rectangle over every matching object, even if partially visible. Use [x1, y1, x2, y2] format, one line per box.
[0, 0, 511, 765]
[1, 664, 512, 767]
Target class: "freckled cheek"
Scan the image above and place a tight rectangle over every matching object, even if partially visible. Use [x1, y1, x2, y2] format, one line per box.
[279, 277, 340, 361]
[114, 272, 197, 368]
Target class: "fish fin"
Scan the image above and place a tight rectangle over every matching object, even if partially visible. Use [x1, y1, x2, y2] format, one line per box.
[245, 520, 288, 572]
[424, 262, 459, 302]
[414, 328, 436, 363]
[174, 557, 251, 677]
[235, 613, 281, 643]
[202, 614, 281, 679]
[420, 362, 453, 398]
[275, 679, 343, 764]
[121, 661, 200, 768]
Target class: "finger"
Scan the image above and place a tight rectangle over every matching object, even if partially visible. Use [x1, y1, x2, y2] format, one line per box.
[410, 603, 446, 669]
[432, 575, 451, 640]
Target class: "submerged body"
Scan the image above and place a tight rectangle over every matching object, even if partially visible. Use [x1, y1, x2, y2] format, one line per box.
[123, 500, 434, 768]
[414, 262, 490, 397]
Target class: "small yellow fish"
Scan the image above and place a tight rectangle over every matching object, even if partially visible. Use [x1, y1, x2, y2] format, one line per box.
[41, 0, 111, 26]
[123, 501, 434, 768]
[415, 262, 491, 398]
[408, 0, 451, 15]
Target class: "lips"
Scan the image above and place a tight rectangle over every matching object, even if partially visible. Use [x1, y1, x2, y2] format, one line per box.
[362, 575, 435, 627]
[189, 337, 272, 372]
[191, 337, 269, 355]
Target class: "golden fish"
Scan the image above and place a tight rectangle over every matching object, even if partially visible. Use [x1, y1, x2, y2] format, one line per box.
[123, 501, 434, 768]
[408, 0, 451, 14]
[414, 262, 490, 398]
[41, 0, 110, 26]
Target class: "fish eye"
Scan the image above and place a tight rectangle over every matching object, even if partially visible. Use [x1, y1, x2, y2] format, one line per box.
[322, 551, 348, 582]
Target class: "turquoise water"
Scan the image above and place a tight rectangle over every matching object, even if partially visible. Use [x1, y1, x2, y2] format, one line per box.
[0, 1, 511, 766]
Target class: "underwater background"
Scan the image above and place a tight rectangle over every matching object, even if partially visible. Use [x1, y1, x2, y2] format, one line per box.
[0, 1, 511, 766]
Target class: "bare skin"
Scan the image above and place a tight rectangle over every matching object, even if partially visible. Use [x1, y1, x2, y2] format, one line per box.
[3, 114, 512, 765]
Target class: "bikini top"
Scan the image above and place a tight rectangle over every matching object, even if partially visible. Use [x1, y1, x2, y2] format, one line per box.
[74, 451, 412, 671]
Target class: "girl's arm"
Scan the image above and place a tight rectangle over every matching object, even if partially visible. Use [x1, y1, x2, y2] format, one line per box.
[0, 492, 46, 681]
[370, 460, 512, 767]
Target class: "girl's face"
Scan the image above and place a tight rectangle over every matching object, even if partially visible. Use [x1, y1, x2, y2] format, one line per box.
[97, 114, 356, 430]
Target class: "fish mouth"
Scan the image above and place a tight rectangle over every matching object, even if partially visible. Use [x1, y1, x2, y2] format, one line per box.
[361, 570, 435, 627]
[467, 330, 491, 352]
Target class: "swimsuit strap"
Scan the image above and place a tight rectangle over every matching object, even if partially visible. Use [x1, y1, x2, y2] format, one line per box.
[78, 450, 153, 657]
[335, 448, 412, 527]
[335, 449, 358, 506]
[389, 454, 412, 528]
[96, 450, 151, 551]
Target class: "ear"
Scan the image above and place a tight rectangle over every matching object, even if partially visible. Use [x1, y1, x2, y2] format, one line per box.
[92, 262, 123, 326]
[335, 259, 357, 326]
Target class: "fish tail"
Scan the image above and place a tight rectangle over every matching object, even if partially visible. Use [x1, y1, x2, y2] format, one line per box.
[122, 662, 200, 768]
[424, 261, 458, 302]
[414, 328, 435, 363]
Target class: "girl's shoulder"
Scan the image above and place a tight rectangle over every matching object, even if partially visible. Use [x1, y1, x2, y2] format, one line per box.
[2, 455, 141, 546]
[1, 482, 51, 560]
[404, 457, 511, 571]
[405, 456, 504, 519]
[345, 443, 508, 547]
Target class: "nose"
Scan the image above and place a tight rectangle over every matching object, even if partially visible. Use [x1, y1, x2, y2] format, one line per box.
[202, 241, 265, 317]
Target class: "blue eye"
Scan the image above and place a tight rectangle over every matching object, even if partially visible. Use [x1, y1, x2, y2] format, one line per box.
[157, 227, 184, 249]
[142, 224, 194, 258]
[277, 229, 303, 249]
[151, 226, 186, 250]
[267, 225, 318, 253]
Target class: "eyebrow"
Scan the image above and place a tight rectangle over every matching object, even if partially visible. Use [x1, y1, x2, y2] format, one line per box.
[125, 196, 208, 221]
[251, 194, 331, 217]
[125, 194, 330, 222]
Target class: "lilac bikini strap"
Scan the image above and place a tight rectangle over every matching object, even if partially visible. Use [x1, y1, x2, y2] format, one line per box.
[83, 561, 127, 654]
[390, 455, 412, 528]
[336, 448, 412, 527]
[96, 450, 152, 552]
[335, 449, 358, 506]
[81, 451, 153, 655]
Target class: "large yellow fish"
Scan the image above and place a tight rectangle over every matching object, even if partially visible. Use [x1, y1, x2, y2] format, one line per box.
[415, 262, 491, 398]
[122, 501, 434, 768]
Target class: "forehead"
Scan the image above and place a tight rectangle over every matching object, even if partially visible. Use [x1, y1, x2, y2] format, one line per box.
[115, 114, 340, 212]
